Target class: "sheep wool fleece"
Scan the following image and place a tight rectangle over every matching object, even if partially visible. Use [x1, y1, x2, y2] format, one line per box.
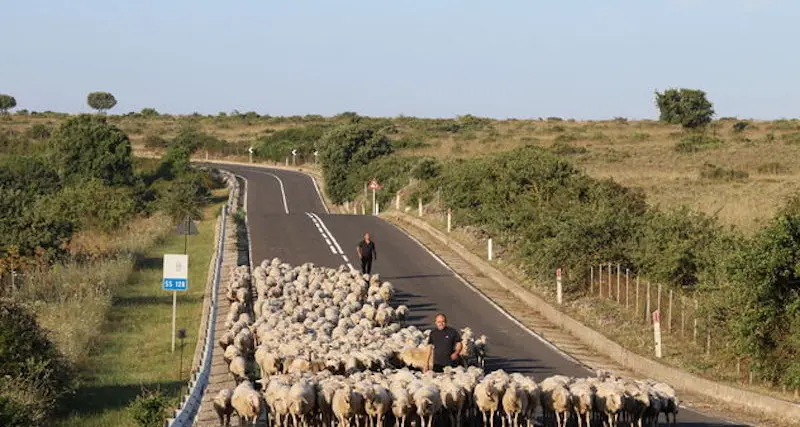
[428, 326, 461, 367]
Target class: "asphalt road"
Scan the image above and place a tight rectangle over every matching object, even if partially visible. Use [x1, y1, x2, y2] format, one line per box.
[207, 163, 746, 427]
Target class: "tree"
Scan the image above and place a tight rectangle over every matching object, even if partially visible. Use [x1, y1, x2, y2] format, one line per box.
[0, 94, 16, 114]
[86, 92, 117, 113]
[319, 123, 393, 204]
[654, 88, 714, 130]
[48, 114, 134, 185]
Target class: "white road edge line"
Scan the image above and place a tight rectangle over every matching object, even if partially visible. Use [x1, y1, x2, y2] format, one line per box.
[308, 173, 330, 214]
[310, 212, 345, 255]
[384, 220, 590, 371]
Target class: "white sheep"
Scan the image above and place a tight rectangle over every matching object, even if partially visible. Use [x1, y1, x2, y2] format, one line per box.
[213, 388, 235, 427]
[231, 381, 263, 425]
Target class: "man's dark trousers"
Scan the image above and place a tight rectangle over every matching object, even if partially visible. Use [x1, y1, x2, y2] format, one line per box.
[361, 257, 372, 275]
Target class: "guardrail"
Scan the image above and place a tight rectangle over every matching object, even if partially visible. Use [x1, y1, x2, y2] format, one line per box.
[164, 199, 229, 426]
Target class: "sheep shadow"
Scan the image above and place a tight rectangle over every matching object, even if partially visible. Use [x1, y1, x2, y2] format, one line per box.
[484, 356, 549, 376]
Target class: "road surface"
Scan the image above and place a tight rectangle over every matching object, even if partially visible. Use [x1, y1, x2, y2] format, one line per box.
[206, 163, 746, 427]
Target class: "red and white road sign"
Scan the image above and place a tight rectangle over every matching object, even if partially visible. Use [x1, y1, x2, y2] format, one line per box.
[368, 179, 381, 190]
[556, 268, 562, 279]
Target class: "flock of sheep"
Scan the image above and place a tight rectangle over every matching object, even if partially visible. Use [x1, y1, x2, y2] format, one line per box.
[210, 258, 679, 427]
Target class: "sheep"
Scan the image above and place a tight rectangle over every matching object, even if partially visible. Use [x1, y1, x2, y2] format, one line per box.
[540, 376, 572, 427]
[364, 383, 392, 427]
[388, 384, 413, 427]
[413, 384, 442, 427]
[213, 388, 235, 427]
[474, 379, 502, 427]
[568, 379, 594, 427]
[332, 385, 362, 427]
[288, 379, 317, 427]
[216, 258, 683, 427]
[231, 381, 263, 426]
[594, 381, 624, 427]
[501, 381, 528, 427]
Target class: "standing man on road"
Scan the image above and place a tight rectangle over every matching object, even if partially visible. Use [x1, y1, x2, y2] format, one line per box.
[427, 313, 462, 372]
[356, 232, 377, 275]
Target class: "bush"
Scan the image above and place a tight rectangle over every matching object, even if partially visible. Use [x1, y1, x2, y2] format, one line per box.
[47, 115, 134, 186]
[726, 209, 800, 386]
[732, 121, 749, 132]
[674, 134, 722, 153]
[699, 163, 749, 181]
[320, 123, 394, 204]
[143, 134, 169, 150]
[26, 124, 51, 140]
[153, 171, 212, 222]
[0, 299, 74, 426]
[411, 158, 442, 181]
[757, 162, 789, 174]
[631, 207, 722, 288]
[128, 388, 171, 427]
[253, 124, 333, 162]
[655, 88, 715, 129]
[549, 141, 588, 155]
[630, 131, 650, 141]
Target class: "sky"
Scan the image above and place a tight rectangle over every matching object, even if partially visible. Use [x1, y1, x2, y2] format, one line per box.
[2, 0, 797, 120]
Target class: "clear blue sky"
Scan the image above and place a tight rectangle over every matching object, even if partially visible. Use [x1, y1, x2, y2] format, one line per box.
[2, 0, 796, 120]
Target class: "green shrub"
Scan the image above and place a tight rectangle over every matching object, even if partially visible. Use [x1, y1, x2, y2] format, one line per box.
[253, 124, 333, 162]
[674, 134, 722, 153]
[411, 158, 442, 180]
[757, 162, 789, 174]
[0, 299, 74, 426]
[732, 121, 749, 132]
[320, 123, 393, 204]
[630, 131, 650, 141]
[631, 207, 722, 287]
[47, 114, 134, 186]
[554, 133, 582, 143]
[655, 88, 715, 129]
[699, 163, 749, 181]
[726, 210, 800, 386]
[549, 141, 588, 155]
[143, 134, 169, 150]
[781, 132, 800, 145]
[26, 124, 51, 140]
[128, 388, 171, 427]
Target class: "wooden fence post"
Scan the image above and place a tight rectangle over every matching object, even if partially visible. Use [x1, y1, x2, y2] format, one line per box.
[635, 276, 640, 318]
[590, 265, 594, 295]
[616, 263, 621, 303]
[693, 298, 699, 344]
[625, 269, 630, 309]
[646, 282, 651, 323]
[599, 264, 603, 298]
[607, 262, 612, 298]
[668, 289, 673, 334]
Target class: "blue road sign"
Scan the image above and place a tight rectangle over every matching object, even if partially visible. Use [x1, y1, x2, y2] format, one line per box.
[163, 278, 188, 291]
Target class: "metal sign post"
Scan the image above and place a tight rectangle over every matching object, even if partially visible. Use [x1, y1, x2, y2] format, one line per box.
[163, 254, 189, 352]
[368, 179, 381, 215]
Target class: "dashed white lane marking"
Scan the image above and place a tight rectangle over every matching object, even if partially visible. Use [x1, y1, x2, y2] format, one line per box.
[305, 212, 357, 272]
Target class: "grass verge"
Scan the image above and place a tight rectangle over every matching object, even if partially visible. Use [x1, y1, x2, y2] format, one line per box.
[53, 190, 227, 427]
